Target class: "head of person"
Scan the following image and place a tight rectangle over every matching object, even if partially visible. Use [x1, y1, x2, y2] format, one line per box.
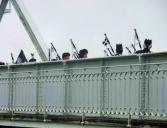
[79, 49, 88, 58]
[29, 53, 36, 62]
[143, 39, 152, 51]
[116, 44, 123, 55]
[62, 52, 70, 60]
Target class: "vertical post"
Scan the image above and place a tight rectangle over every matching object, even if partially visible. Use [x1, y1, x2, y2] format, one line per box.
[138, 54, 150, 118]
[7, 64, 14, 120]
[36, 65, 42, 115]
[144, 56, 150, 116]
[48, 49, 51, 61]
[126, 65, 132, 128]
[81, 113, 85, 125]
[43, 72, 47, 122]
[100, 59, 105, 116]
[81, 68, 86, 125]
[139, 55, 146, 118]
[127, 111, 132, 128]
[63, 61, 68, 114]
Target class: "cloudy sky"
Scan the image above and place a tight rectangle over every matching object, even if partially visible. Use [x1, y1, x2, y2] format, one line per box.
[0, 0, 167, 63]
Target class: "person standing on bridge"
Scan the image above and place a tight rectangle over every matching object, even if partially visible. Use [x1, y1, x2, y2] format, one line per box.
[29, 53, 36, 62]
[136, 39, 152, 54]
[62, 52, 70, 60]
[79, 49, 88, 59]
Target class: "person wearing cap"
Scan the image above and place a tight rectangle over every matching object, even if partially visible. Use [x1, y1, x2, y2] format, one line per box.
[79, 49, 88, 58]
[136, 39, 152, 54]
[62, 52, 70, 60]
[29, 53, 36, 62]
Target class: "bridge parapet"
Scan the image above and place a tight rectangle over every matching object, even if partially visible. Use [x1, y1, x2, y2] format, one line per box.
[0, 52, 167, 121]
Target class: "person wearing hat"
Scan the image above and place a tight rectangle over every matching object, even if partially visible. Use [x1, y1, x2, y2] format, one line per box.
[62, 52, 70, 60]
[79, 49, 88, 58]
[136, 39, 152, 54]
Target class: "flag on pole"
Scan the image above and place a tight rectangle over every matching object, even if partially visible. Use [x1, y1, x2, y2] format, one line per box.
[50, 45, 54, 60]
[51, 45, 54, 53]
[15, 50, 28, 64]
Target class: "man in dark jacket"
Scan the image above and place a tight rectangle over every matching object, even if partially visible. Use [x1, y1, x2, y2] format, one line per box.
[79, 49, 88, 58]
[136, 39, 152, 54]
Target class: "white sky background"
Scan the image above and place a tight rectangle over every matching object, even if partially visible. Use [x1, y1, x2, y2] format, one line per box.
[0, 0, 167, 63]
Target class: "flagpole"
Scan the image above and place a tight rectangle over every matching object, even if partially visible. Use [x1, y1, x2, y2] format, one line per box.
[48, 49, 51, 61]
[11, 53, 14, 64]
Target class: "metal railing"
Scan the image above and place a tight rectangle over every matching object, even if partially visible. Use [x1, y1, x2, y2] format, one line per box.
[0, 61, 167, 121]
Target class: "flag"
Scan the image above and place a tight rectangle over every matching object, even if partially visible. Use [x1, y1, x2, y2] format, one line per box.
[50, 45, 56, 60]
[15, 50, 28, 64]
[51, 45, 54, 53]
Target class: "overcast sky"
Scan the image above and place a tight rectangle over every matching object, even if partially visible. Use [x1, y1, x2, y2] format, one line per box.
[0, 0, 167, 63]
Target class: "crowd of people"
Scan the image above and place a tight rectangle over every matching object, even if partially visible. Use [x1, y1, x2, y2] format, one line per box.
[0, 38, 152, 65]
[61, 48, 88, 60]
[53, 38, 152, 61]
[0, 48, 89, 65]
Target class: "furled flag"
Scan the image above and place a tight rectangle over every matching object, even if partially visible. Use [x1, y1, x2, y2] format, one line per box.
[51, 45, 54, 53]
[15, 49, 28, 64]
[50, 45, 56, 60]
